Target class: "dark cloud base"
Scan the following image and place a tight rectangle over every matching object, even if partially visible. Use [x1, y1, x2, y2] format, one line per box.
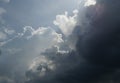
[76, 0, 120, 82]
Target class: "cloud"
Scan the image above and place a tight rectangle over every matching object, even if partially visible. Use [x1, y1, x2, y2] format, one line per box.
[22, 26, 63, 45]
[26, 55, 56, 81]
[26, 0, 120, 82]
[77, 0, 120, 68]
[0, 27, 17, 46]
[53, 10, 78, 36]
[84, 0, 96, 6]
[4, 28, 15, 35]
[0, 32, 7, 41]
[0, 76, 15, 83]
[76, 0, 120, 82]
[1, 0, 120, 83]
[0, 26, 64, 83]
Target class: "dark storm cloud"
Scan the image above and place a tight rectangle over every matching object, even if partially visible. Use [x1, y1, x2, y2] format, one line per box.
[21, 0, 120, 83]
[28, 0, 120, 83]
[76, 0, 120, 82]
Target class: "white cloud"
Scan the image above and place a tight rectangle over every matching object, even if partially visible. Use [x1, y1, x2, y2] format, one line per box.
[0, 26, 65, 83]
[0, 35, 18, 46]
[4, 28, 15, 35]
[22, 26, 63, 44]
[22, 26, 34, 39]
[1, 26, 64, 52]
[0, 7, 79, 82]
[84, 0, 96, 6]
[53, 10, 78, 36]
[1, 26, 64, 65]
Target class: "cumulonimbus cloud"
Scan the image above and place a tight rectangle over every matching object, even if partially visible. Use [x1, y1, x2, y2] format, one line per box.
[1, 0, 120, 83]
[26, 0, 120, 83]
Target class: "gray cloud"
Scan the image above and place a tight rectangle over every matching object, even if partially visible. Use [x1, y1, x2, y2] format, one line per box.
[0, 26, 64, 83]
[0, 8, 6, 25]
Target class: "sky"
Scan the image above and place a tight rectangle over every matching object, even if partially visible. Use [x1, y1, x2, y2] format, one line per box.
[0, 0, 78, 28]
[0, 0, 120, 83]
[0, 0, 79, 83]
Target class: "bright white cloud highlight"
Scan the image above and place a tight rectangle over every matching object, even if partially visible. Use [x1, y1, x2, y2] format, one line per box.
[22, 26, 63, 44]
[4, 28, 15, 35]
[84, 0, 96, 6]
[53, 10, 78, 36]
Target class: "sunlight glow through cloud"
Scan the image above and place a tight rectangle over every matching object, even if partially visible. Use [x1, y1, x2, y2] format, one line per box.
[84, 0, 96, 6]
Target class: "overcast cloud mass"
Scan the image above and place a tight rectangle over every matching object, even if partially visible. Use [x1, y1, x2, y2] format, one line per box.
[0, 0, 120, 83]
